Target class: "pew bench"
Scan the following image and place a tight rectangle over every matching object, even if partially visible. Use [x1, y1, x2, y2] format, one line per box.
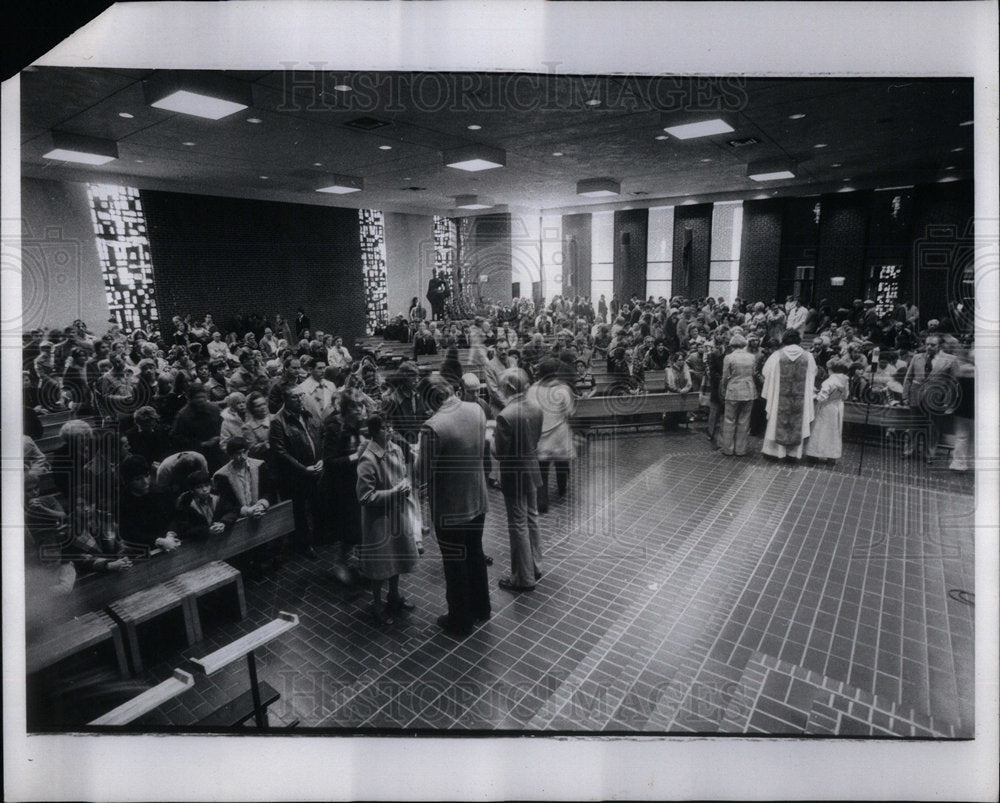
[27, 610, 130, 679]
[571, 392, 701, 431]
[108, 583, 198, 674]
[167, 561, 247, 643]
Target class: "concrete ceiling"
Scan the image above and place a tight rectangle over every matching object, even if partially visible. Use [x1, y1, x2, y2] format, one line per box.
[20, 68, 974, 216]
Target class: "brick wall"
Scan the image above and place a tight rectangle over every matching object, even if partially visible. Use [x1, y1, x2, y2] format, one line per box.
[141, 190, 365, 344]
[614, 209, 649, 301]
[562, 213, 592, 300]
[816, 191, 871, 310]
[739, 199, 783, 304]
[672, 204, 712, 298]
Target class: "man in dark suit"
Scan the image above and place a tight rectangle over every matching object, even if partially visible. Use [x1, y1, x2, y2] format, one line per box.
[419, 376, 490, 638]
[295, 307, 311, 341]
[269, 386, 322, 558]
[494, 368, 544, 592]
[901, 334, 961, 461]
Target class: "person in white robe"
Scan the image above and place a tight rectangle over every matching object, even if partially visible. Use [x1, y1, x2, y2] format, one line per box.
[761, 329, 817, 460]
[806, 361, 849, 461]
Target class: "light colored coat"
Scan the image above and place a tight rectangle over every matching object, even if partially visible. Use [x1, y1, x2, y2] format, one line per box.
[720, 349, 758, 402]
[526, 379, 576, 461]
[356, 439, 418, 580]
[419, 396, 488, 527]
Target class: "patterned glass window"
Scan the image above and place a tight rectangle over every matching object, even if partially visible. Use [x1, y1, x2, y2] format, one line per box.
[359, 209, 388, 334]
[868, 264, 901, 316]
[433, 215, 458, 313]
[86, 184, 159, 333]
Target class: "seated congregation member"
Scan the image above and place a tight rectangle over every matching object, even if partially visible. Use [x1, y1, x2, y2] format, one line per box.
[494, 368, 544, 594]
[172, 469, 235, 540]
[23, 434, 50, 481]
[203, 359, 230, 403]
[61, 347, 91, 410]
[156, 450, 209, 498]
[526, 359, 576, 514]
[219, 392, 249, 452]
[171, 382, 224, 469]
[213, 437, 271, 519]
[322, 390, 368, 581]
[118, 455, 181, 553]
[270, 387, 323, 559]
[356, 415, 420, 626]
[228, 349, 269, 396]
[63, 486, 133, 574]
[761, 329, 818, 461]
[243, 391, 272, 458]
[419, 376, 491, 638]
[413, 323, 437, 357]
[806, 360, 850, 464]
[50, 419, 94, 501]
[718, 334, 758, 457]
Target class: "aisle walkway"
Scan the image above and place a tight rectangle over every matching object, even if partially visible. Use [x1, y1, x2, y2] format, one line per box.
[92, 433, 976, 735]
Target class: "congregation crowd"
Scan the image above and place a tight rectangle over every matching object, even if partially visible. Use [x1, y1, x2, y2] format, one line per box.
[21, 288, 975, 637]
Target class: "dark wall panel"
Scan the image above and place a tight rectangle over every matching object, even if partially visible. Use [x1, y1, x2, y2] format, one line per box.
[613, 209, 648, 301]
[142, 191, 365, 344]
[672, 204, 712, 298]
[816, 191, 871, 310]
[912, 180, 974, 327]
[561, 213, 591, 300]
[739, 199, 783, 304]
[778, 197, 823, 305]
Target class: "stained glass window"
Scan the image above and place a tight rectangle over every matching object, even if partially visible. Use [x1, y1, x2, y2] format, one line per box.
[433, 215, 459, 313]
[359, 209, 388, 334]
[86, 184, 159, 333]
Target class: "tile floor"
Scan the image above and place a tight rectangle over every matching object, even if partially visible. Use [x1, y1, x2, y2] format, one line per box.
[44, 428, 975, 735]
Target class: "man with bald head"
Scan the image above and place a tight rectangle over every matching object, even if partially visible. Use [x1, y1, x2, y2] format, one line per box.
[494, 368, 544, 593]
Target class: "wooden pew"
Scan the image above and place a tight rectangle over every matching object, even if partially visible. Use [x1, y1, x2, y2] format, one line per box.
[843, 401, 928, 429]
[40, 501, 295, 621]
[571, 392, 701, 430]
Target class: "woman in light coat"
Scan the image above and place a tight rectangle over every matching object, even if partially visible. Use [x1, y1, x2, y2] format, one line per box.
[806, 360, 850, 463]
[526, 358, 576, 513]
[356, 414, 419, 625]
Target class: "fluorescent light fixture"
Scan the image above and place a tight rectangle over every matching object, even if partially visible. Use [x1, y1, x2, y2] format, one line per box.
[118, 112, 134, 119]
[938, 176, 961, 183]
[333, 84, 352, 92]
[662, 117, 734, 140]
[747, 160, 796, 182]
[454, 195, 494, 210]
[788, 113, 806, 120]
[379, 145, 393, 150]
[959, 120, 973, 126]
[749, 170, 795, 181]
[143, 71, 252, 120]
[316, 174, 364, 194]
[444, 144, 506, 172]
[42, 131, 118, 165]
[576, 178, 621, 197]
[467, 124, 482, 130]
[830, 276, 846, 287]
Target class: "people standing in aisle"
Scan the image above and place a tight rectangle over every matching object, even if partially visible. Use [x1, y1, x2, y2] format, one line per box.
[356, 415, 419, 626]
[760, 329, 818, 461]
[269, 387, 323, 559]
[322, 390, 368, 582]
[484, 341, 514, 416]
[419, 376, 491, 638]
[718, 334, 757, 457]
[526, 358, 575, 513]
[901, 333, 961, 462]
[805, 360, 849, 464]
[494, 368, 544, 593]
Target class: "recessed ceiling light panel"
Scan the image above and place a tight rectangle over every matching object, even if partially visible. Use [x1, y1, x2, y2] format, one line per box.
[316, 174, 364, 194]
[144, 71, 252, 120]
[454, 194, 494, 210]
[42, 131, 118, 165]
[749, 170, 796, 181]
[576, 177, 621, 197]
[444, 144, 506, 172]
[663, 118, 734, 139]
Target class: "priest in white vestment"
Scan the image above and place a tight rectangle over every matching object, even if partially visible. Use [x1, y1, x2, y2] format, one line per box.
[761, 329, 818, 459]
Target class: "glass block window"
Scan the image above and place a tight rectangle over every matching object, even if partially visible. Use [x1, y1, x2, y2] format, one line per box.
[359, 209, 388, 335]
[86, 184, 159, 334]
[433, 215, 460, 314]
[868, 264, 901, 316]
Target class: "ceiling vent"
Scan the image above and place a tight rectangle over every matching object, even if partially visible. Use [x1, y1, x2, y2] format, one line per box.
[726, 137, 759, 148]
[344, 116, 391, 131]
